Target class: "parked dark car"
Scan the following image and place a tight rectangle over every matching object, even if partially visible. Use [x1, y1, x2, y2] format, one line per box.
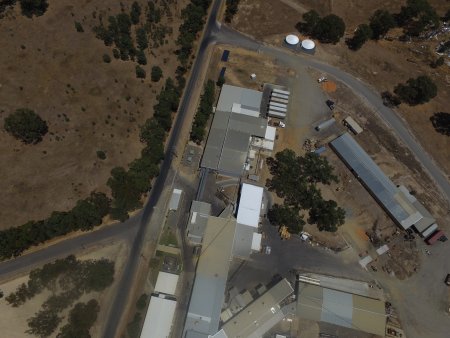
[326, 100, 335, 110]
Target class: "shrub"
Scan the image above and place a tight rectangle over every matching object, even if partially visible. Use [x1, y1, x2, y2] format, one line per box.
[135, 65, 146, 78]
[224, 0, 240, 23]
[96, 150, 106, 160]
[103, 54, 111, 63]
[74, 21, 84, 32]
[346, 24, 372, 50]
[4, 108, 48, 144]
[136, 50, 147, 65]
[370, 10, 396, 39]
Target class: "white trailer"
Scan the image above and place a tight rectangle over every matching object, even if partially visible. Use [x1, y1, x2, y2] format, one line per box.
[268, 110, 286, 119]
[270, 97, 289, 104]
[268, 102, 287, 109]
[271, 92, 289, 100]
[269, 105, 287, 113]
[315, 118, 335, 131]
[272, 88, 290, 96]
[343, 116, 363, 134]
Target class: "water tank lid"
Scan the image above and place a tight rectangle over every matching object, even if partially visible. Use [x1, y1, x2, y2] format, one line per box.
[301, 39, 316, 49]
[285, 34, 300, 45]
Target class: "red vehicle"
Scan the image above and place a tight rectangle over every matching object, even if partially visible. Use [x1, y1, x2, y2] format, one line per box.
[425, 230, 447, 245]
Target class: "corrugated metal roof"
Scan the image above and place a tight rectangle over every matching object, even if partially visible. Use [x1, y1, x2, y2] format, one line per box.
[187, 201, 212, 244]
[184, 217, 237, 337]
[236, 183, 264, 227]
[141, 295, 176, 338]
[331, 133, 421, 229]
[221, 279, 294, 338]
[201, 85, 267, 177]
[154, 272, 179, 296]
[232, 223, 256, 259]
[296, 282, 386, 336]
[169, 189, 182, 211]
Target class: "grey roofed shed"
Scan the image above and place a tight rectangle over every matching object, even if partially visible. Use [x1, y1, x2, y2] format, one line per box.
[217, 84, 262, 112]
[187, 201, 212, 244]
[184, 217, 237, 337]
[169, 189, 182, 211]
[296, 282, 386, 336]
[331, 133, 422, 230]
[220, 278, 294, 338]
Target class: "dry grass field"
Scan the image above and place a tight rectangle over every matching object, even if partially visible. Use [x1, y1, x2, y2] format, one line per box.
[0, 0, 188, 230]
[231, 0, 450, 179]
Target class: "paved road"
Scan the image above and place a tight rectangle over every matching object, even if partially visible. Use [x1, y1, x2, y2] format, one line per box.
[214, 26, 450, 205]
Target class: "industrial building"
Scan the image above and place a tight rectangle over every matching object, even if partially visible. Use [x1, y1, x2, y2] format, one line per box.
[140, 272, 180, 338]
[184, 183, 266, 337]
[296, 281, 386, 336]
[331, 133, 437, 236]
[201, 85, 278, 177]
[216, 278, 294, 338]
[184, 216, 237, 338]
[141, 294, 177, 338]
[186, 201, 212, 244]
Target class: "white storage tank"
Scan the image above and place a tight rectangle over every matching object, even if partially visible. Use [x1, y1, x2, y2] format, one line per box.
[285, 34, 300, 46]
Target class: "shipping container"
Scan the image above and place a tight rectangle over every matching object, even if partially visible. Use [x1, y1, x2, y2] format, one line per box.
[425, 230, 446, 245]
[268, 105, 287, 113]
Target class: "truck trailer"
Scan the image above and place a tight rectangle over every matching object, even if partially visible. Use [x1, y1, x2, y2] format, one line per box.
[272, 88, 290, 96]
[267, 110, 286, 119]
[270, 97, 289, 104]
[268, 102, 287, 109]
[271, 92, 289, 100]
[268, 105, 287, 113]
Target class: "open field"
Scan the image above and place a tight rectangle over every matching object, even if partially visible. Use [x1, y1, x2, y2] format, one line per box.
[0, 240, 129, 338]
[0, 0, 188, 230]
[230, 0, 450, 182]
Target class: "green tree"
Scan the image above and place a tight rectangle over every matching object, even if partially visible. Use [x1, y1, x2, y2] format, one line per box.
[136, 27, 148, 50]
[370, 9, 396, 39]
[190, 80, 215, 143]
[19, 0, 48, 18]
[312, 14, 346, 44]
[26, 309, 62, 337]
[308, 199, 345, 232]
[130, 1, 141, 25]
[394, 75, 437, 105]
[268, 204, 305, 234]
[136, 50, 147, 65]
[396, 0, 439, 36]
[151, 66, 163, 82]
[4, 108, 48, 144]
[430, 112, 450, 136]
[299, 153, 339, 185]
[346, 24, 372, 50]
[136, 294, 148, 310]
[296, 10, 320, 35]
[224, 0, 240, 23]
[58, 300, 100, 338]
[135, 65, 146, 78]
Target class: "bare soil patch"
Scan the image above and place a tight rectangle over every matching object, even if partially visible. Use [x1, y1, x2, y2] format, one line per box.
[0, 0, 188, 230]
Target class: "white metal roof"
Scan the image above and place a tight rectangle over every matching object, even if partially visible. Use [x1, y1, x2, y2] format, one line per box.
[141, 295, 176, 338]
[301, 39, 315, 49]
[251, 232, 262, 251]
[154, 272, 179, 296]
[265, 126, 276, 141]
[285, 34, 299, 45]
[236, 184, 264, 227]
[169, 189, 182, 211]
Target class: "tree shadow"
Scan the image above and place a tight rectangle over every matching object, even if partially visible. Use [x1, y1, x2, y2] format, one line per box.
[430, 112, 450, 136]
